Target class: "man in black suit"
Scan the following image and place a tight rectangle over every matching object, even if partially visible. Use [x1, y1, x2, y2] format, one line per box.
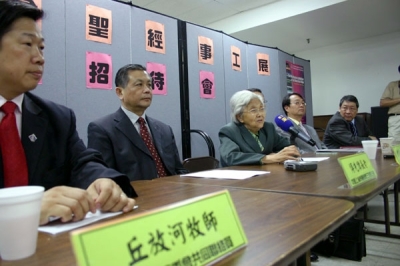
[88, 64, 187, 181]
[323, 95, 376, 148]
[0, 0, 136, 225]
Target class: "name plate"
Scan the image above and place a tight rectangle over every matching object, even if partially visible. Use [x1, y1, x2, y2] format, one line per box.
[70, 190, 247, 266]
[392, 144, 400, 165]
[337, 152, 377, 188]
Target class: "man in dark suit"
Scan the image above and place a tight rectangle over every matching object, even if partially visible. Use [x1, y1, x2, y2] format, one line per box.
[0, 0, 136, 225]
[323, 95, 376, 148]
[88, 64, 187, 181]
[279, 93, 327, 153]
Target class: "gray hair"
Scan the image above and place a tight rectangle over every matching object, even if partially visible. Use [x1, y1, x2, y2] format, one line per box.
[230, 90, 264, 123]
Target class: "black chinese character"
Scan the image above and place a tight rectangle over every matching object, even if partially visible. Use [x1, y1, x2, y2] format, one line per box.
[187, 216, 205, 240]
[88, 15, 109, 38]
[149, 71, 165, 91]
[200, 246, 211, 261]
[203, 211, 217, 231]
[181, 256, 192, 266]
[199, 44, 212, 60]
[209, 244, 219, 257]
[201, 78, 213, 95]
[192, 251, 202, 264]
[258, 59, 269, 72]
[217, 239, 227, 252]
[89, 62, 109, 84]
[224, 236, 233, 249]
[127, 236, 149, 266]
[148, 229, 170, 256]
[232, 52, 240, 68]
[147, 29, 163, 49]
[168, 222, 186, 245]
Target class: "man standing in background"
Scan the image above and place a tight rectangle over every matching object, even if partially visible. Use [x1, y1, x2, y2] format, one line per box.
[380, 65, 400, 144]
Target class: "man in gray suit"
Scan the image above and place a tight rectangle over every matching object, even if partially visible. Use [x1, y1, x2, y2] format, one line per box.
[279, 93, 327, 153]
[88, 64, 187, 181]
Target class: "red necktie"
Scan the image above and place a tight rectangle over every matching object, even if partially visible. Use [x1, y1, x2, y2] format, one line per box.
[0, 101, 29, 187]
[138, 117, 167, 178]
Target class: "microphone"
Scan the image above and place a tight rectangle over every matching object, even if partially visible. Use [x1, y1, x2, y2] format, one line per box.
[274, 115, 316, 146]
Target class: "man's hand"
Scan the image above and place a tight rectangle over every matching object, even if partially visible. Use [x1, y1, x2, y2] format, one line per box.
[40, 186, 96, 225]
[87, 178, 135, 213]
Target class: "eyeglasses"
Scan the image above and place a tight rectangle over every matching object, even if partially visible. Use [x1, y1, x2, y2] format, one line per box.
[340, 106, 357, 112]
[244, 107, 265, 115]
[291, 101, 306, 106]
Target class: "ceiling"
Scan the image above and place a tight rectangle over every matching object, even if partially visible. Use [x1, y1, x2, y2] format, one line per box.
[123, 0, 400, 55]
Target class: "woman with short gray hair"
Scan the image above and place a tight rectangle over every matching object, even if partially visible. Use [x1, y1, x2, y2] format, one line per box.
[219, 90, 300, 166]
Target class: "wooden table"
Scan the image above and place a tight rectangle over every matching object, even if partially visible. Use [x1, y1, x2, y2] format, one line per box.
[162, 151, 400, 208]
[0, 181, 354, 266]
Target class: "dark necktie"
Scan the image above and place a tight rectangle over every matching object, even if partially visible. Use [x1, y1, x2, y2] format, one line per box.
[138, 117, 167, 178]
[349, 122, 357, 136]
[0, 101, 28, 187]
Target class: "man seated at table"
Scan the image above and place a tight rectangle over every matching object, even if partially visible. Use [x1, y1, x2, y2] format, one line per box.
[279, 92, 327, 153]
[323, 95, 376, 148]
[87, 64, 188, 181]
[0, 0, 136, 225]
[219, 90, 300, 166]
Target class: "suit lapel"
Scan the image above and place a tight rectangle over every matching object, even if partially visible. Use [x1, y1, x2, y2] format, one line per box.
[114, 109, 151, 156]
[21, 95, 48, 180]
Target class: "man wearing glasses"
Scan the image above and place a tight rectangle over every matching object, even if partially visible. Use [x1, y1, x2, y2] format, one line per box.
[280, 93, 327, 153]
[323, 95, 376, 148]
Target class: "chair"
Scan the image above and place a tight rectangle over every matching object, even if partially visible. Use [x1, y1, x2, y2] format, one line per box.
[182, 156, 219, 173]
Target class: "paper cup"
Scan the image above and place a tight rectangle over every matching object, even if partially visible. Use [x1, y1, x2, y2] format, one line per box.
[0, 186, 44, 260]
[362, 140, 379, 160]
[380, 137, 394, 155]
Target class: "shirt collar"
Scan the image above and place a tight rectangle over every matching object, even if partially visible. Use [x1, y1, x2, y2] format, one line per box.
[288, 117, 301, 126]
[120, 105, 146, 122]
[0, 94, 25, 113]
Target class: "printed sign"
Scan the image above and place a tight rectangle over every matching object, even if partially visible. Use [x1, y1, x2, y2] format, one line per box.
[338, 153, 377, 188]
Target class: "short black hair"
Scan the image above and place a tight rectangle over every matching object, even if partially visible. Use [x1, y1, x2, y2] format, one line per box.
[281, 92, 304, 115]
[247, 88, 263, 94]
[115, 64, 147, 88]
[339, 95, 359, 108]
[0, 0, 43, 44]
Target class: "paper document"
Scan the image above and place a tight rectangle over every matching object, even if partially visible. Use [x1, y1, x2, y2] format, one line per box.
[301, 157, 329, 162]
[180, 169, 269, 180]
[39, 206, 138, 235]
[317, 148, 363, 153]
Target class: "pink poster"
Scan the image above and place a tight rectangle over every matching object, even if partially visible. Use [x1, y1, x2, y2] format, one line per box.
[86, 51, 112, 90]
[199, 71, 215, 99]
[146, 62, 167, 95]
[285, 61, 304, 95]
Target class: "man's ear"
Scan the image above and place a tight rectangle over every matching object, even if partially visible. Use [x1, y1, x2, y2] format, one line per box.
[237, 114, 243, 123]
[115, 87, 123, 100]
[284, 105, 290, 113]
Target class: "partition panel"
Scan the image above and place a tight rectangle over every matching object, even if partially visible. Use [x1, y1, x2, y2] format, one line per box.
[32, 0, 66, 105]
[65, 0, 132, 144]
[185, 23, 225, 160]
[246, 45, 282, 122]
[129, 7, 183, 159]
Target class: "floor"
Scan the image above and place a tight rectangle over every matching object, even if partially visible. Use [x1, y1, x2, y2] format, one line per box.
[312, 191, 400, 266]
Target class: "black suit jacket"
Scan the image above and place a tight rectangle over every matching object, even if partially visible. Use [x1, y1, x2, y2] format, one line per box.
[323, 111, 374, 148]
[87, 108, 187, 181]
[0, 93, 136, 197]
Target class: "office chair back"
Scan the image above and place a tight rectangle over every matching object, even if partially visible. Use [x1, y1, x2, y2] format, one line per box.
[182, 156, 219, 173]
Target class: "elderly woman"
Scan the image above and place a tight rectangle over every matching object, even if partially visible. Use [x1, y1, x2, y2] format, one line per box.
[219, 90, 300, 166]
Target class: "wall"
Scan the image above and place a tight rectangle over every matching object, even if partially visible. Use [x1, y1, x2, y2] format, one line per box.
[297, 31, 400, 116]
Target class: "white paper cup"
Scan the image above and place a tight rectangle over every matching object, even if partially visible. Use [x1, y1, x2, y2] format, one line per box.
[380, 137, 394, 155]
[362, 140, 379, 159]
[0, 186, 44, 260]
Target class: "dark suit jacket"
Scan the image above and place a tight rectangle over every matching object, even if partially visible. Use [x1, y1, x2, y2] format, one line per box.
[219, 122, 290, 166]
[0, 93, 136, 197]
[87, 108, 187, 181]
[323, 111, 374, 148]
[276, 122, 327, 153]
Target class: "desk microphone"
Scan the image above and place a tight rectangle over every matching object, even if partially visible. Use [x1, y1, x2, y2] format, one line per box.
[274, 115, 316, 146]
